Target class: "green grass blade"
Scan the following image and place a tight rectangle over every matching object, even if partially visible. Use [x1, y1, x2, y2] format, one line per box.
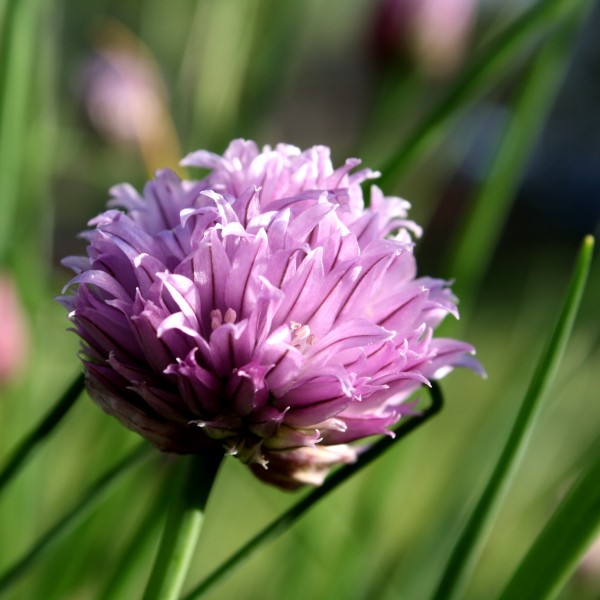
[0, 373, 85, 496]
[377, 0, 575, 190]
[430, 235, 595, 600]
[497, 442, 600, 600]
[446, 0, 595, 317]
[97, 473, 172, 600]
[0, 0, 39, 264]
[0, 442, 151, 596]
[181, 384, 444, 600]
[178, 0, 264, 149]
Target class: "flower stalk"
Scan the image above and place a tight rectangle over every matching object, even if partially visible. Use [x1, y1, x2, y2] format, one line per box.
[142, 452, 222, 600]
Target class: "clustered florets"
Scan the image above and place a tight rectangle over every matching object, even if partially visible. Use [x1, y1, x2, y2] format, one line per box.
[60, 139, 482, 489]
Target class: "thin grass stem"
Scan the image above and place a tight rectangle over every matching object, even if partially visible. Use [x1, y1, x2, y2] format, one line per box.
[0, 442, 151, 595]
[0, 373, 85, 496]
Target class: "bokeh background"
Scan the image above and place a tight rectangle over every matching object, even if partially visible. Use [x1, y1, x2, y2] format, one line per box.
[0, 0, 599, 598]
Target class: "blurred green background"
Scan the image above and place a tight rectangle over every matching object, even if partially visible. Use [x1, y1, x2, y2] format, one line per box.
[0, 0, 598, 598]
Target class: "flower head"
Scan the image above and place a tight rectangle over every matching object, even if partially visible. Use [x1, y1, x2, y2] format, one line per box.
[60, 139, 482, 489]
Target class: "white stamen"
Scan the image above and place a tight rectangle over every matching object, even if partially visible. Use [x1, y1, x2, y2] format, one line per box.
[211, 307, 237, 330]
[210, 309, 222, 330]
[224, 307, 237, 324]
[290, 321, 316, 348]
[294, 325, 311, 340]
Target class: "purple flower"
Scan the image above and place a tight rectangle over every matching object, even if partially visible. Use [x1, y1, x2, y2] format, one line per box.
[60, 140, 483, 489]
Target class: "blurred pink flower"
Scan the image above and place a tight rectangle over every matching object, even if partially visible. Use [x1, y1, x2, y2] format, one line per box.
[372, 0, 477, 78]
[80, 22, 183, 174]
[0, 274, 29, 385]
[580, 535, 600, 575]
[60, 140, 483, 489]
[83, 49, 165, 145]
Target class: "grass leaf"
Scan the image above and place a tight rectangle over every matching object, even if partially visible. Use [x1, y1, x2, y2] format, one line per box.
[430, 235, 595, 600]
[497, 439, 600, 600]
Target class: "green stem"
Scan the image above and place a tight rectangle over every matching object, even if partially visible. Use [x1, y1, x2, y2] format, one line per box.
[182, 384, 444, 600]
[377, 0, 574, 190]
[430, 236, 595, 600]
[0, 442, 150, 595]
[0, 372, 85, 496]
[142, 452, 222, 600]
